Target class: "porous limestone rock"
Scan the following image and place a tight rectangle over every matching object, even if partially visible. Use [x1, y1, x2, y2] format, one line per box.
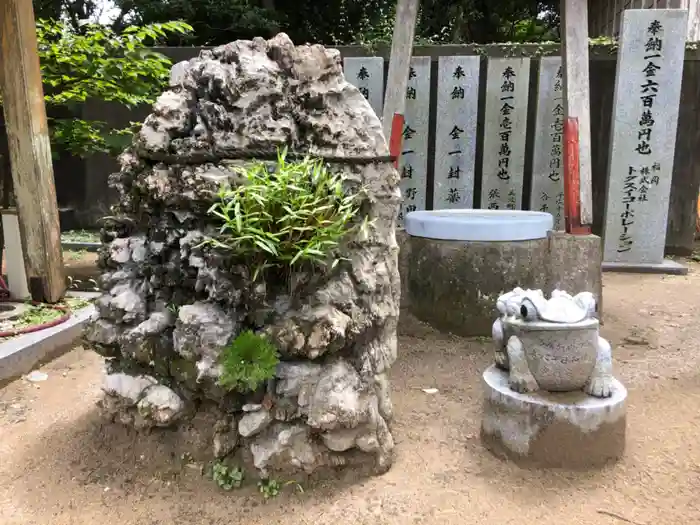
[84, 33, 400, 477]
[100, 372, 185, 429]
[239, 410, 273, 438]
[136, 385, 186, 426]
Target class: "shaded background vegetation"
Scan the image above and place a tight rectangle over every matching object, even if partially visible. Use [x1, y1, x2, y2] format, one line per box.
[32, 0, 560, 46]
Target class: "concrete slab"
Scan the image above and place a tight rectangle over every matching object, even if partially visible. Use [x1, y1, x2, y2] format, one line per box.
[602, 259, 688, 276]
[0, 302, 31, 321]
[0, 292, 99, 387]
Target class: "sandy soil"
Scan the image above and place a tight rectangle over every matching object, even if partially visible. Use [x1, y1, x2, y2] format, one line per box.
[2, 266, 700, 525]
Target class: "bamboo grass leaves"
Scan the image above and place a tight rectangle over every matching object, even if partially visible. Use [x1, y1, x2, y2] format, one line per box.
[206, 149, 371, 280]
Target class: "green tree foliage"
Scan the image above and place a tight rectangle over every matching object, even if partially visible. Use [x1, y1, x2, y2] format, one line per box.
[33, 0, 104, 29]
[111, 0, 279, 45]
[36, 0, 559, 48]
[274, 0, 397, 46]
[109, 0, 558, 46]
[417, 0, 560, 44]
[31, 18, 192, 157]
[110, 0, 398, 46]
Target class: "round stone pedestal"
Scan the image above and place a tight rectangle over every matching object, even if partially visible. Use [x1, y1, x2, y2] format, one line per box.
[480, 365, 627, 469]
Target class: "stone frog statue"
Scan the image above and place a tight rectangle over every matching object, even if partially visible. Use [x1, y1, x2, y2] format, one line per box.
[491, 288, 614, 398]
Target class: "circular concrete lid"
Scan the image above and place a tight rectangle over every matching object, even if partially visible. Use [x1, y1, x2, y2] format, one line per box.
[0, 302, 30, 321]
[404, 209, 554, 241]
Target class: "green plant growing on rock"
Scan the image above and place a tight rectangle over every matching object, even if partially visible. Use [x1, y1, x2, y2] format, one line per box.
[211, 461, 245, 491]
[218, 330, 279, 393]
[206, 148, 370, 281]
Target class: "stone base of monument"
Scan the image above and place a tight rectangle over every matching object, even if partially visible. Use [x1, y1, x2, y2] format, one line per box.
[602, 259, 688, 276]
[402, 210, 603, 337]
[480, 365, 627, 469]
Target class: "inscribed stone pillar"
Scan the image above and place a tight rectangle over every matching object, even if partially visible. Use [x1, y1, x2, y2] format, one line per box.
[433, 56, 480, 209]
[343, 57, 385, 118]
[531, 57, 565, 230]
[398, 56, 431, 225]
[480, 58, 531, 211]
[602, 9, 688, 274]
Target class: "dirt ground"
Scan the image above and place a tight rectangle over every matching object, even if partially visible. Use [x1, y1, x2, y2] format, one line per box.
[2, 265, 700, 525]
[62, 251, 100, 287]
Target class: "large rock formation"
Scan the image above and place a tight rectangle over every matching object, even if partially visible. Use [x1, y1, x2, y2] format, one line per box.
[84, 34, 401, 477]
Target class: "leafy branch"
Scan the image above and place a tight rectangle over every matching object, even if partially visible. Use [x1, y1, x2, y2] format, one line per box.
[20, 19, 193, 158]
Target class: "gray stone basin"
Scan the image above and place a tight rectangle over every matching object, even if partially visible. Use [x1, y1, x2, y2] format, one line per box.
[402, 209, 602, 337]
[404, 209, 554, 242]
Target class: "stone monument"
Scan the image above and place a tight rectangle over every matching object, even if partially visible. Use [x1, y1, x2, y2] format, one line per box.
[433, 55, 480, 209]
[343, 57, 384, 117]
[530, 57, 565, 230]
[84, 34, 400, 479]
[397, 56, 430, 224]
[480, 57, 531, 211]
[480, 287, 627, 468]
[602, 9, 688, 275]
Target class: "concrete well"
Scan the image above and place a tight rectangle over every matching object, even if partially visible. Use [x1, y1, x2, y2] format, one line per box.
[401, 210, 603, 337]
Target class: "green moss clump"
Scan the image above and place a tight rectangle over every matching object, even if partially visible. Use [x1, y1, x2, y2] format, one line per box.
[218, 330, 279, 393]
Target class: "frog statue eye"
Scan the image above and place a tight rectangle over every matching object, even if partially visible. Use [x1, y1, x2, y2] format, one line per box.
[518, 298, 539, 322]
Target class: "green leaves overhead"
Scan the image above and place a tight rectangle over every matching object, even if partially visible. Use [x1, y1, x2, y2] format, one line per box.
[31, 18, 192, 158]
[109, 0, 558, 47]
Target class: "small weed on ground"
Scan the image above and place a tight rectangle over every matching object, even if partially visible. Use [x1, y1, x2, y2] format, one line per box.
[211, 461, 245, 491]
[258, 478, 304, 501]
[209, 461, 303, 500]
[258, 479, 282, 500]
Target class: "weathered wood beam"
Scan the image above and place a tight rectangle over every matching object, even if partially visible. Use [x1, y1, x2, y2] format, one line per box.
[561, 0, 594, 226]
[381, 0, 420, 139]
[0, 0, 65, 302]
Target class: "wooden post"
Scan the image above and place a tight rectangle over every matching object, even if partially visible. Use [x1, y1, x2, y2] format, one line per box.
[563, 117, 591, 234]
[688, 0, 700, 41]
[388, 113, 405, 168]
[561, 0, 594, 226]
[0, 0, 65, 303]
[381, 0, 420, 139]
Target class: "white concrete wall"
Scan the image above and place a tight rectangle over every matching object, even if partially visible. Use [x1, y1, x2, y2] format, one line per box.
[589, 0, 699, 40]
